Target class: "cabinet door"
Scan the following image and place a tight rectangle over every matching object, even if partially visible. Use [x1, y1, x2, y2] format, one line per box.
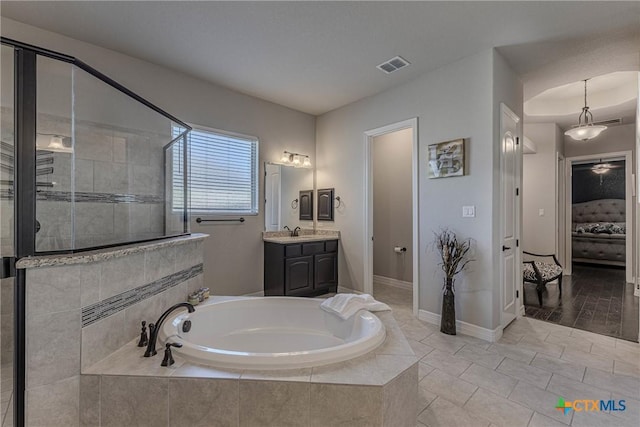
[285, 256, 314, 294]
[315, 253, 337, 289]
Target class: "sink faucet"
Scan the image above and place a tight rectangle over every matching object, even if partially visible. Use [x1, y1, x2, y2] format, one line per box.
[144, 302, 195, 357]
[283, 225, 291, 235]
[293, 226, 301, 237]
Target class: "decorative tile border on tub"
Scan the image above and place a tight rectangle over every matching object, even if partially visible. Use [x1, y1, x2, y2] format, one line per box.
[81, 263, 203, 327]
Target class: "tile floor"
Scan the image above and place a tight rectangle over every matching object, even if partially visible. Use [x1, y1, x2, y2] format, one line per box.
[523, 264, 638, 342]
[373, 282, 640, 427]
[0, 363, 12, 427]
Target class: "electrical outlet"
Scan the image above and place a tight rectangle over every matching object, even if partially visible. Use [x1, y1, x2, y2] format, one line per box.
[462, 206, 475, 218]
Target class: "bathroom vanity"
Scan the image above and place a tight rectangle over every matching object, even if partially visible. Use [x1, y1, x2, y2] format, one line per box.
[263, 235, 339, 297]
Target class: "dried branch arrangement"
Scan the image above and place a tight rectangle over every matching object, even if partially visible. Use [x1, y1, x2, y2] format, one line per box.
[434, 228, 473, 281]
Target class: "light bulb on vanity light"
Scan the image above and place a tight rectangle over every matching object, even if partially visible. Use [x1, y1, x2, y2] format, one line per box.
[293, 155, 301, 166]
[303, 156, 311, 168]
[281, 151, 291, 163]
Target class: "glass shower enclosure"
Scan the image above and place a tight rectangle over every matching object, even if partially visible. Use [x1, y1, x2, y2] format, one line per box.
[0, 38, 190, 426]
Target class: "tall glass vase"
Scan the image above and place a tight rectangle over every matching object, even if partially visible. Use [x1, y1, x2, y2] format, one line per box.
[440, 277, 456, 335]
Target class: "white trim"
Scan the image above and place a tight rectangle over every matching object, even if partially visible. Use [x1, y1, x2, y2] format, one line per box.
[243, 290, 265, 297]
[418, 309, 504, 342]
[564, 150, 634, 283]
[364, 118, 419, 316]
[373, 275, 413, 291]
[499, 103, 522, 329]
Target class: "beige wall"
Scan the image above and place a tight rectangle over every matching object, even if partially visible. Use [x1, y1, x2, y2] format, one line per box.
[372, 128, 413, 282]
[2, 18, 316, 296]
[522, 123, 562, 255]
[317, 49, 522, 330]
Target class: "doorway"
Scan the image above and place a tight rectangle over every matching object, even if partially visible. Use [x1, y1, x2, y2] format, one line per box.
[363, 119, 418, 316]
[560, 151, 638, 341]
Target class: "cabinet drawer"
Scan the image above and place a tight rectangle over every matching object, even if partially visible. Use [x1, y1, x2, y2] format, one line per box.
[325, 240, 338, 253]
[285, 244, 302, 257]
[302, 242, 325, 255]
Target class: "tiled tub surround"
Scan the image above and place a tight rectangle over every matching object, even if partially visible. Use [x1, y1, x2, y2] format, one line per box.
[21, 234, 206, 426]
[82, 309, 418, 427]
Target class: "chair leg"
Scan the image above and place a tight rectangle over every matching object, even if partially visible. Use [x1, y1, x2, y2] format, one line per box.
[537, 283, 543, 307]
[558, 275, 563, 296]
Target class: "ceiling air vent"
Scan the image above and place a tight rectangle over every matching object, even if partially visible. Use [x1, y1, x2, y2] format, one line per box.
[593, 118, 622, 127]
[376, 56, 410, 74]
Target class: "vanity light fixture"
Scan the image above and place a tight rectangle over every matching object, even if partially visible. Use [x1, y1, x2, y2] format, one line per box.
[564, 79, 607, 141]
[36, 133, 73, 153]
[280, 151, 312, 168]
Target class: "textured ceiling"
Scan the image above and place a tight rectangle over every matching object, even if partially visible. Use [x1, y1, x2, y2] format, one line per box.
[1, 1, 639, 115]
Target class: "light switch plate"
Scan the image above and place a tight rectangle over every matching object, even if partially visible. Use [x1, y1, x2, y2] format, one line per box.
[539, 208, 545, 216]
[462, 205, 475, 218]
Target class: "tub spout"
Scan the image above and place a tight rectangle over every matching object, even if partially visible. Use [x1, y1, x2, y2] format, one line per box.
[144, 302, 195, 357]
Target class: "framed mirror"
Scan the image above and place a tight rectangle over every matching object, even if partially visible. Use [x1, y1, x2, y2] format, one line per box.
[317, 188, 335, 221]
[264, 162, 314, 231]
[299, 190, 313, 221]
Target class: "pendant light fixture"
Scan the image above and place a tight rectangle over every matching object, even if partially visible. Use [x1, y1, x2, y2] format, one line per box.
[564, 79, 607, 141]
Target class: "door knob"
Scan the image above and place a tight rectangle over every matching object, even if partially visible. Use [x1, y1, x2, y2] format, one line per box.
[502, 245, 511, 251]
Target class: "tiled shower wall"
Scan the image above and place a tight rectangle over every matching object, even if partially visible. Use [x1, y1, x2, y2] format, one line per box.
[1, 108, 182, 252]
[38, 112, 173, 251]
[22, 235, 205, 426]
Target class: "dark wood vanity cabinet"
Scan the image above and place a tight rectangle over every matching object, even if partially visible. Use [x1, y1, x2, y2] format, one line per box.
[264, 240, 338, 297]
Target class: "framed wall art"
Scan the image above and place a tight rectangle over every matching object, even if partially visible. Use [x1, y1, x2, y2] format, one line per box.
[428, 138, 465, 178]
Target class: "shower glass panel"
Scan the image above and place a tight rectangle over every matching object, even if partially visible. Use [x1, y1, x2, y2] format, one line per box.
[32, 53, 190, 252]
[0, 44, 15, 426]
[35, 55, 74, 251]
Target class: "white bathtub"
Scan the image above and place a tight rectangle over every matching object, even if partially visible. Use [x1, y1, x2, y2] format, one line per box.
[159, 296, 386, 370]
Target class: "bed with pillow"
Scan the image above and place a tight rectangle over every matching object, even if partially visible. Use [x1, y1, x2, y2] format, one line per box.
[572, 199, 626, 266]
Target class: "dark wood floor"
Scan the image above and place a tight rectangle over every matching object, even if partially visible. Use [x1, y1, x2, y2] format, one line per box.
[524, 263, 639, 342]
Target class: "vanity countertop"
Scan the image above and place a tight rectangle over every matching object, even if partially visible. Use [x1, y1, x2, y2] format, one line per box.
[262, 229, 340, 244]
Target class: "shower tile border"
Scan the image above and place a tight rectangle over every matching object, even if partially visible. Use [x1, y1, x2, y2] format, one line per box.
[82, 263, 203, 327]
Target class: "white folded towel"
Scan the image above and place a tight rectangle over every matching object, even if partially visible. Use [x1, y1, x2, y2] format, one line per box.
[320, 293, 391, 320]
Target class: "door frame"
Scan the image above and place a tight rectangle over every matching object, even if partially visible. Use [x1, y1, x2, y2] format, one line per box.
[564, 150, 634, 283]
[557, 153, 566, 269]
[499, 104, 523, 326]
[363, 118, 419, 315]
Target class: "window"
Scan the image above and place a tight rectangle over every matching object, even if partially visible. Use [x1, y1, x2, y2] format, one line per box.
[172, 125, 259, 215]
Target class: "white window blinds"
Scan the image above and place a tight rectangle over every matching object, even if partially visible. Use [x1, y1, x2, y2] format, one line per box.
[172, 126, 258, 215]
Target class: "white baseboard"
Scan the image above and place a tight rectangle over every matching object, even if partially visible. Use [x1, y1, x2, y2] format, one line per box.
[418, 309, 503, 342]
[243, 290, 265, 297]
[373, 275, 413, 291]
[519, 305, 526, 316]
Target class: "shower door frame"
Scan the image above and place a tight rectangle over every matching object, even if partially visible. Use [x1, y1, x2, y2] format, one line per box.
[1, 37, 192, 427]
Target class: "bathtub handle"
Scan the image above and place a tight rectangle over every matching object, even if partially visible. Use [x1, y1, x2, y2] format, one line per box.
[161, 342, 183, 367]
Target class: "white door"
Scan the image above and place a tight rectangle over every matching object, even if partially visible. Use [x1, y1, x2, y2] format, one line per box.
[264, 163, 281, 231]
[500, 104, 520, 327]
